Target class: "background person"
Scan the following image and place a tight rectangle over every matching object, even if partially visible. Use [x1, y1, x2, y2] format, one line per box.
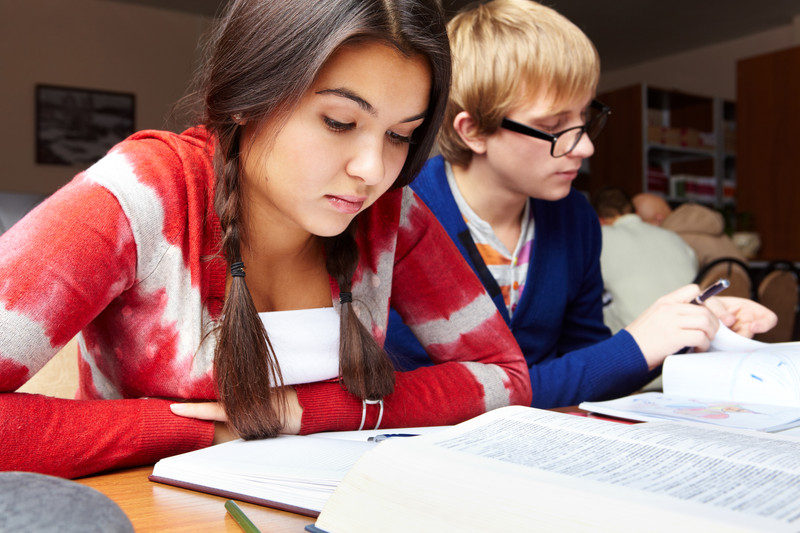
[632, 193, 748, 267]
[593, 186, 698, 334]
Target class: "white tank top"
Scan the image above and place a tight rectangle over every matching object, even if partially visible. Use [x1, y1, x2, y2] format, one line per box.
[258, 307, 340, 385]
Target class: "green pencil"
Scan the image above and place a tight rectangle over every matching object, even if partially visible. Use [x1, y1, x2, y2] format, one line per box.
[224, 499, 262, 533]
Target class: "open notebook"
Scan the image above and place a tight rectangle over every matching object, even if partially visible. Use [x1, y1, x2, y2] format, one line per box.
[149, 426, 445, 517]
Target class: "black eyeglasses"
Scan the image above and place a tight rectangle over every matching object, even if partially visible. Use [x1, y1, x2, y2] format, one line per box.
[500, 100, 611, 158]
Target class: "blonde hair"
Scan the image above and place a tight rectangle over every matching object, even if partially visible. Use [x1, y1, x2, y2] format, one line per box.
[439, 0, 600, 166]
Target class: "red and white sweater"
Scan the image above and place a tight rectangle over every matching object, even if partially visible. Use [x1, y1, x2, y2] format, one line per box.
[0, 128, 530, 478]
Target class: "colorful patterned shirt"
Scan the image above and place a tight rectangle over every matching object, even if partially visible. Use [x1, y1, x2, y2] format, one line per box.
[445, 164, 535, 317]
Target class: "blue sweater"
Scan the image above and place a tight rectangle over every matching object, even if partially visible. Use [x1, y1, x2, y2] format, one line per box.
[386, 156, 651, 408]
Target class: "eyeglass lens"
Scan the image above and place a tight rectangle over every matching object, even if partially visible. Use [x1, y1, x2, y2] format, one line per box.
[553, 106, 609, 157]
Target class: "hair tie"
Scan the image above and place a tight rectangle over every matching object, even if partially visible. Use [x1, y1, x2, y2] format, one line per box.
[230, 261, 245, 278]
[339, 291, 352, 304]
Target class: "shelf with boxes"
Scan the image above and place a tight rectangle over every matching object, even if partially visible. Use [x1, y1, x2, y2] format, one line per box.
[644, 89, 735, 206]
[588, 84, 735, 209]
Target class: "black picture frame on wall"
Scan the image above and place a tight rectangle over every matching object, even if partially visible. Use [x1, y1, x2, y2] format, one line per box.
[35, 84, 135, 166]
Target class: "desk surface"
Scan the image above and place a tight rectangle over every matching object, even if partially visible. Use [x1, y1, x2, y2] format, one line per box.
[76, 466, 312, 532]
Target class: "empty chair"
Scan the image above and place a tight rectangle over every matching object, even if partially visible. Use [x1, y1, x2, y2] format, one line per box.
[754, 261, 800, 343]
[693, 257, 755, 301]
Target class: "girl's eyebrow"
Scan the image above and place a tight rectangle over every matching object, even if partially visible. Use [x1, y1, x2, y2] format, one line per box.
[317, 88, 376, 115]
[402, 111, 427, 124]
[316, 88, 427, 123]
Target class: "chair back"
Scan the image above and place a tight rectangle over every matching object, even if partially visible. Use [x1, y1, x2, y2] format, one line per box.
[754, 261, 800, 343]
[694, 257, 755, 301]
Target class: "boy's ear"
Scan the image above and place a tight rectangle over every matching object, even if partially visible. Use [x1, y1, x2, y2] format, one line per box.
[453, 111, 487, 154]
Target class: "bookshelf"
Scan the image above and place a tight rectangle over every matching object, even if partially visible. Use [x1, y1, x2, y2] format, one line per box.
[588, 84, 735, 210]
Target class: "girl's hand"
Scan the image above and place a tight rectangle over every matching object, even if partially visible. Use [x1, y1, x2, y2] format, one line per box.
[703, 296, 777, 338]
[625, 284, 719, 370]
[170, 402, 237, 444]
[170, 387, 303, 442]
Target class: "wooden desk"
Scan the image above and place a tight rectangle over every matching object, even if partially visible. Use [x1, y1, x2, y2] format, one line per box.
[76, 466, 312, 532]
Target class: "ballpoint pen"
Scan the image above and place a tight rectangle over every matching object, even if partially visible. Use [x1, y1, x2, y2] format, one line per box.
[692, 278, 730, 305]
[368, 433, 420, 443]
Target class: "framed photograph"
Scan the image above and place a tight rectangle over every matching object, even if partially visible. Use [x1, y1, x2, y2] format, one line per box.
[35, 84, 135, 166]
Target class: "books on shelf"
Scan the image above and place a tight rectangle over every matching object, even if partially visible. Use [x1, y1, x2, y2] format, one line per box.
[149, 426, 444, 517]
[307, 405, 800, 533]
[580, 325, 800, 432]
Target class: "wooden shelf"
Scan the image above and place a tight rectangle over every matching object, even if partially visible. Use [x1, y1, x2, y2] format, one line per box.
[648, 144, 716, 163]
[587, 84, 734, 209]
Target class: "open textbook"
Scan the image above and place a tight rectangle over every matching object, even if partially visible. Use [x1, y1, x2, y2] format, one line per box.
[580, 324, 800, 431]
[149, 426, 444, 516]
[307, 405, 800, 533]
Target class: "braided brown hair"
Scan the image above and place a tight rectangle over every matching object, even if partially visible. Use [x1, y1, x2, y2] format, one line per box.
[194, 0, 450, 439]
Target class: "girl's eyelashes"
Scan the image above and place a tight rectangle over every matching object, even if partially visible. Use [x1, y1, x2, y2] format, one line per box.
[324, 117, 355, 132]
[386, 130, 414, 145]
[324, 116, 414, 145]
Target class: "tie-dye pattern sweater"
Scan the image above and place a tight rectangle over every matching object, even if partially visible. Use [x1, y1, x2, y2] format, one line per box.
[0, 128, 531, 478]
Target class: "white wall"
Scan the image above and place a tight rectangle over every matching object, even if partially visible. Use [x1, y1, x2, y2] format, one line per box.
[0, 0, 212, 194]
[599, 16, 800, 101]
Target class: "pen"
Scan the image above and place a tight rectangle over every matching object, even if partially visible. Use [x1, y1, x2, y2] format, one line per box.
[692, 278, 730, 304]
[368, 433, 419, 442]
[225, 499, 261, 533]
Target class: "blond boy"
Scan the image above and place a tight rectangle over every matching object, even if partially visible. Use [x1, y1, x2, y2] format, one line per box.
[386, 0, 774, 407]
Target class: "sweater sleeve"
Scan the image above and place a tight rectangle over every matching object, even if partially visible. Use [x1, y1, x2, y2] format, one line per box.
[523, 199, 652, 407]
[295, 190, 531, 433]
[0, 160, 214, 478]
[526, 331, 651, 408]
[1, 394, 214, 478]
[0, 179, 137, 380]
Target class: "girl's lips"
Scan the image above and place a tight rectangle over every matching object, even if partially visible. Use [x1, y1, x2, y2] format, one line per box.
[326, 195, 365, 214]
